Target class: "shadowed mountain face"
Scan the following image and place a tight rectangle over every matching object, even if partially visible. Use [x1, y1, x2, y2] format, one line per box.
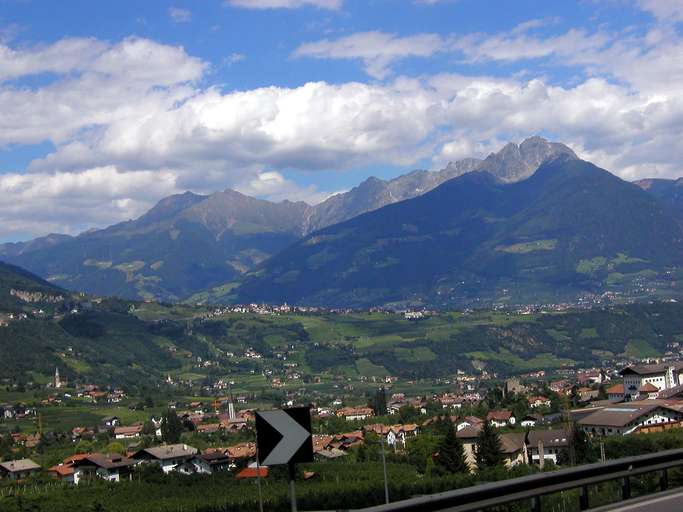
[235, 156, 683, 308]
[636, 178, 683, 221]
[0, 137, 581, 301]
[0, 190, 309, 301]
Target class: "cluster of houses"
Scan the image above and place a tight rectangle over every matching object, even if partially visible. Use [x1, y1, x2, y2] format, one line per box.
[0, 442, 260, 484]
[6, 360, 683, 484]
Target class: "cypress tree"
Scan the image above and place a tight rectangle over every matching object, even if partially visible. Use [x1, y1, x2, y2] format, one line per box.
[475, 420, 504, 469]
[373, 387, 388, 416]
[160, 409, 183, 444]
[435, 422, 468, 473]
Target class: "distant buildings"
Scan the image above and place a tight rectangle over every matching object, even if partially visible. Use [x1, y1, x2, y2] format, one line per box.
[336, 407, 374, 421]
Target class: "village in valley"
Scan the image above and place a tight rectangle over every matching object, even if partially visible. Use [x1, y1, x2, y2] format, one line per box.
[4, 294, 683, 509]
[5, 346, 683, 495]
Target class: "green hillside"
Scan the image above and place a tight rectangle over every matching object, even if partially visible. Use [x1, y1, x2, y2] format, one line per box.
[4, 294, 683, 388]
[0, 261, 65, 310]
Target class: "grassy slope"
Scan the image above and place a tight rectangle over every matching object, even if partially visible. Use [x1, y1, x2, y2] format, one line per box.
[4, 298, 683, 388]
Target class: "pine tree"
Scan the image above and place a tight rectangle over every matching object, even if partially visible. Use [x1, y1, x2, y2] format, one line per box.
[475, 420, 504, 469]
[435, 422, 468, 473]
[160, 409, 183, 444]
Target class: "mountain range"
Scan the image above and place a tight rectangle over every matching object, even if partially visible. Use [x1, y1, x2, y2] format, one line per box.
[1, 136, 682, 307]
[235, 156, 683, 307]
[0, 136, 579, 302]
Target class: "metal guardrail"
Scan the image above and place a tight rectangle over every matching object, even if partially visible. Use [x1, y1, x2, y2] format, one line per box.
[330, 448, 683, 512]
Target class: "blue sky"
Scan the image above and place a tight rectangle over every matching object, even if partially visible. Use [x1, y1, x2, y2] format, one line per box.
[0, 0, 682, 241]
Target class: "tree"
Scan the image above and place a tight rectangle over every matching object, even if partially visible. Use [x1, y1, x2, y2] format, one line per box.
[75, 440, 94, 454]
[559, 425, 595, 465]
[475, 421, 504, 469]
[398, 405, 420, 424]
[486, 386, 504, 408]
[105, 442, 126, 455]
[434, 423, 468, 474]
[160, 409, 184, 444]
[372, 387, 388, 416]
[142, 420, 156, 436]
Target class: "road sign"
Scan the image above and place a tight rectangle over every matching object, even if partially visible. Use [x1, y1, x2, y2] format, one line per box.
[256, 407, 313, 466]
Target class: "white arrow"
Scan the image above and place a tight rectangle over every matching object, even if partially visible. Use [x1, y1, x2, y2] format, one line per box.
[260, 410, 310, 466]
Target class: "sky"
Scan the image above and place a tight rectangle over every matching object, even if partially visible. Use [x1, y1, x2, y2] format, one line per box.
[1, 0, 683, 242]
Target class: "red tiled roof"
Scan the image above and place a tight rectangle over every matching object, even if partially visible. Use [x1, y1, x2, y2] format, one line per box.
[640, 382, 659, 393]
[63, 453, 91, 464]
[225, 442, 256, 460]
[487, 410, 512, 421]
[48, 464, 75, 477]
[607, 383, 624, 394]
[235, 467, 268, 479]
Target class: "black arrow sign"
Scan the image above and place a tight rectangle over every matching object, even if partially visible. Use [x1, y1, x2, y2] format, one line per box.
[256, 407, 313, 466]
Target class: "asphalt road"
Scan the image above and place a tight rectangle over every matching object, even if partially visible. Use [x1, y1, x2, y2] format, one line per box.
[592, 488, 683, 512]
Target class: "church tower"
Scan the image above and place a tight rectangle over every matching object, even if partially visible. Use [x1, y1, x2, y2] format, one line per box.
[54, 367, 62, 389]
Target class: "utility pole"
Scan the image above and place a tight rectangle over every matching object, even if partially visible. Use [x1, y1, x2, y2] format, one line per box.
[255, 439, 264, 512]
[288, 462, 298, 512]
[380, 433, 390, 504]
[600, 441, 606, 463]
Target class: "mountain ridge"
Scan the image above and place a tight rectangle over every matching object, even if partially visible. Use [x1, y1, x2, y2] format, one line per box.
[0, 137, 619, 302]
[233, 156, 683, 308]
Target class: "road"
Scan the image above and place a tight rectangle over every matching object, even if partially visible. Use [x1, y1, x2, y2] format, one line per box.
[592, 488, 683, 512]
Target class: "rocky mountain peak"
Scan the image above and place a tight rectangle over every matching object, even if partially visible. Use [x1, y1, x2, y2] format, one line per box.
[442, 136, 577, 184]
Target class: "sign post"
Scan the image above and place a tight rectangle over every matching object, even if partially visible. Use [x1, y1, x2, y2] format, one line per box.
[256, 407, 313, 512]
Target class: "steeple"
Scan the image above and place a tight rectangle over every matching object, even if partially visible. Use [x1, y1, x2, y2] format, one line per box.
[54, 367, 61, 389]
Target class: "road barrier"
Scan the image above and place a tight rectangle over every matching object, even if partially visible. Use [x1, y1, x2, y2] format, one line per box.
[326, 448, 683, 512]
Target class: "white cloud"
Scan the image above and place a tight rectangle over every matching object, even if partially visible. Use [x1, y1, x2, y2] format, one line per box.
[0, 167, 180, 238]
[0, 37, 205, 146]
[452, 27, 610, 63]
[169, 7, 192, 23]
[223, 52, 246, 66]
[31, 80, 440, 177]
[294, 31, 445, 79]
[236, 171, 332, 204]
[225, 0, 342, 10]
[638, 0, 683, 21]
[4, 14, 683, 241]
[0, 37, 109, 81]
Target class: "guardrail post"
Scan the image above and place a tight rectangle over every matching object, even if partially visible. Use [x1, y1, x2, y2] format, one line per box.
[531, 495, 542, 512]
[660, 469, 669, 491]
[579, 485, 589, 510]
[622, 476, 631, 500]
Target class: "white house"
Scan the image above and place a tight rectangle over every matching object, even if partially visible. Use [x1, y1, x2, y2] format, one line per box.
[620, 363, 683, 401]
[487, 410, 515, 428]
[114, 425, 143, 440]
[578, 400, 683, 436]
[131, 444, 199, 473]
[520, 414, 543, 428]
[526, 430, 569, 465]
[72, 454, 137, 484]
